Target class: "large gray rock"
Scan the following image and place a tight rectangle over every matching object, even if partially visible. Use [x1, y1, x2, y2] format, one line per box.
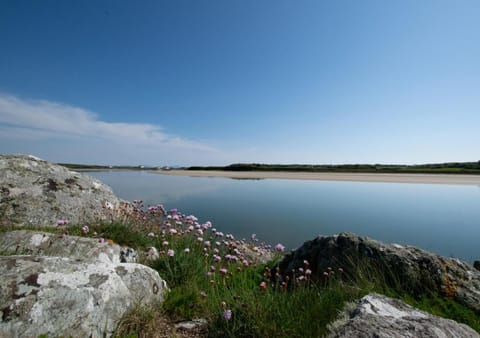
[277, 233, 480, 313]
[329, 293, 479, 338]
[0, 154, 121, 226]
[0, 231, 168, 338]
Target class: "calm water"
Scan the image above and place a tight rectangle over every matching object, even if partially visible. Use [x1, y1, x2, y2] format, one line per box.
[86, 170, 480, 263]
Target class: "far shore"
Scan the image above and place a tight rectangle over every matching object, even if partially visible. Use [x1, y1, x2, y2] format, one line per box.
[154, 170, 480, 185]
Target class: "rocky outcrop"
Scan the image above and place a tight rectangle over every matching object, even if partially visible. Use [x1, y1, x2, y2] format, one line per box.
[277, 233, 480, 313]
[0, 231, 168, 338]
[329, 293, 479, 338]
[0, 154, 121, 226]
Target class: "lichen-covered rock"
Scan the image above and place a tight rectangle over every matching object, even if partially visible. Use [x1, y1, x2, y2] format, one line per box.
[0, 255, 167, 338]
[0, 230, 131, 263]
[328, 293, 479, 338]
[277, 233, 480, 313]
[0, 154, 121, 226]
[0, 230, 167, 337]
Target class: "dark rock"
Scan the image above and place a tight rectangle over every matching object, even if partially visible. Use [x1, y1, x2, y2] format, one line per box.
[328, 293, 479, 338]
[0, 154, 121, 226]
[277, 233, 480, 313]
[474, 261, 480, 271]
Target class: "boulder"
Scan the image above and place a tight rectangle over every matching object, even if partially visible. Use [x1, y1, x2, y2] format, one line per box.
[0, 231, 168, 338]
[277, 233, 480, 313]
[0, 154, 121, 226]
[474, 261, 480, 271]
[328, 293, 479, 338]
[0, 230, 133, 264]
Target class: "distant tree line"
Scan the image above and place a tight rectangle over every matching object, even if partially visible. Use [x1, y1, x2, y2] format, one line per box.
[188, 161, 480, 174]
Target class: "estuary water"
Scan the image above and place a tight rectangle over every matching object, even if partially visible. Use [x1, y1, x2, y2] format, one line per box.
[86, 170, 480, 263]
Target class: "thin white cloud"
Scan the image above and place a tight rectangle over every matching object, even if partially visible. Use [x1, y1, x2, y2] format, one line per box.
[0, 93, 222, 165]
[0, 93, 215, 151]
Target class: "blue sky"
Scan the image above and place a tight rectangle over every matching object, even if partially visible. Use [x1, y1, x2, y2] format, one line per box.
[0, 1, 479, 165]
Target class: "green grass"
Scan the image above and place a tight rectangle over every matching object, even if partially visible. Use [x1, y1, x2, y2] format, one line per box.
[3, 206, 478, 337]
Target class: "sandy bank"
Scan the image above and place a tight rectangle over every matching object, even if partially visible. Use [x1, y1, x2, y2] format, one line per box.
[154, 170, 480, 185]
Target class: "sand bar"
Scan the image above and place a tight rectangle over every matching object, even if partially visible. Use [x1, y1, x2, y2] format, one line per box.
[154, 170, 480, 185]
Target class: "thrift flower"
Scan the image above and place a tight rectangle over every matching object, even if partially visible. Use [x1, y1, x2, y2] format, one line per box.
[219, 268, 228, 276]
[184, 248, 190, 254]
[167, 249, 175, 257]
[82, 226, 89, 234]
[275, 243, 285, 252]
[223, 309, 232, 321]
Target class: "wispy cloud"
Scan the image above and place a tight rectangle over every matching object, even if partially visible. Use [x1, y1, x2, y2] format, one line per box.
[0, 93, 222, 165]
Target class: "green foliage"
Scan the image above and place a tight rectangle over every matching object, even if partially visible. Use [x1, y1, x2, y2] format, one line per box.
[188, 161, 480, 174]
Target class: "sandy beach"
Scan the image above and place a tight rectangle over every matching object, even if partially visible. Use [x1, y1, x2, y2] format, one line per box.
[155, 170, 480, 185]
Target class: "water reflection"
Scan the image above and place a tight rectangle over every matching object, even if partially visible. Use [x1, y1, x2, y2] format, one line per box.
[86, 171, 480, 263]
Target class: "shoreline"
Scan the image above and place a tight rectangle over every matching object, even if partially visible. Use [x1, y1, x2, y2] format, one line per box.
[154, 170, 480, 185]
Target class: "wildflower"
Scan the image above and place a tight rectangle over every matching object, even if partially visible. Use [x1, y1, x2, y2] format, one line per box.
[242, 259, 249, 267]
[82, 226, 89, 234]
[210, 265, 216, 271]
[167, 249, 175, 257]
[197, 237, 203, 243]
[213, 248, 219, 254]
[275, 243, 285, 252]
[57, 219, 69, 226]
[187, 225, 194, 231]
[305, 269, 312, 276]
[223, 309, 232, 321]
[184, 248, 190, 254]
[169, 228, 178, 235]
[98, 238, 105, 244]
[214, 255, 222, 263]
[259, 281, 267, 290]
[162, 241, 169, 247]
[303, 260, 310, 266]
[221, 301, 227, 309]
[338, 267, 344, 273]
[251, 233, 257, 241]
[206, 271, 212, 277]
[200, 291, 207, 298]
[219, 268, 228, 276]
[323, 271, 329, 277]
[204, 241, 211, 248]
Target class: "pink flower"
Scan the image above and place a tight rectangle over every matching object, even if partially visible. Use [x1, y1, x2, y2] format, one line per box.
[162, 241, 169, 246]
[82, 226, 89, 234]
[259, 281, 267, 290]
[167, 249, 175, 257]
[275, 243, 285, 252]
[223, 309, 232, 321]
[219, 268, 228, 276]
[57, 219, 68, 226]
[204, 241, 211, 248]
[305, 269, 312, 276]
[169, 228, 178, 235]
